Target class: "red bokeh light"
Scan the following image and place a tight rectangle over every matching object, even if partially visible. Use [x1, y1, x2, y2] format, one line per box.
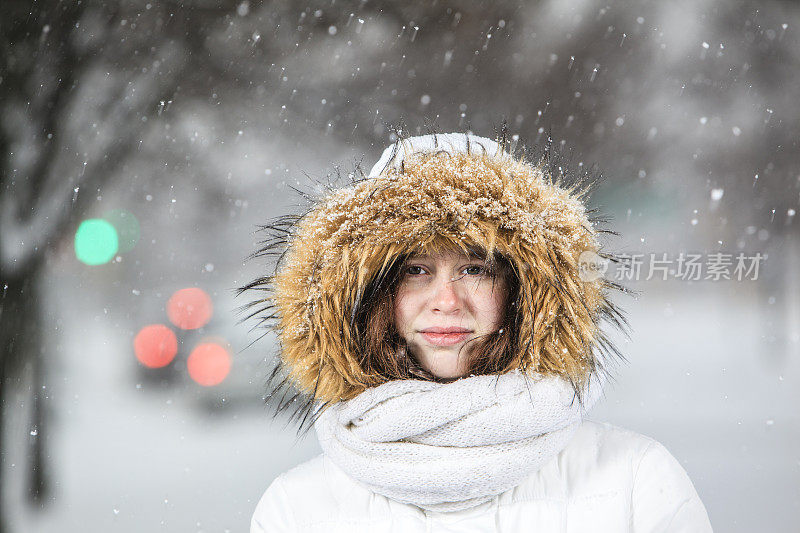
[166, 287, 213, 330]
[134, 324, 178, 368]
[187, 342, 231, 386]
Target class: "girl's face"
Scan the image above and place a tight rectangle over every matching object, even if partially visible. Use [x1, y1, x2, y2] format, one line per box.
[393, 250, 508, 379]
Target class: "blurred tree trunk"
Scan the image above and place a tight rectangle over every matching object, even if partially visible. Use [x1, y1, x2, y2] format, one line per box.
[0, 266, 46, 532]
[0, 4, 87, 527]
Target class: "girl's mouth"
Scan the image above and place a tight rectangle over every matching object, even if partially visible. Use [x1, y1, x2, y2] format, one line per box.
[420, 332, 472, 346]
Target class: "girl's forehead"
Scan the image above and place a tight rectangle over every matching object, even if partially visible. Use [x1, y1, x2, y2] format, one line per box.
[408, 247, 487, 261]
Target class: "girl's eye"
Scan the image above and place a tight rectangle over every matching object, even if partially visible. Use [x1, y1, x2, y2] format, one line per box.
[463, 265, 485, 276]
[403, 264, 490, 277]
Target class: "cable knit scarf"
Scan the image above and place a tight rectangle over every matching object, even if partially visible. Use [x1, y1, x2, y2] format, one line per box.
[314, 369, 606, 513]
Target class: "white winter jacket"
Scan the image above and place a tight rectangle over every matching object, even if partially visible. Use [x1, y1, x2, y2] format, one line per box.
[251, 419, 713, 532]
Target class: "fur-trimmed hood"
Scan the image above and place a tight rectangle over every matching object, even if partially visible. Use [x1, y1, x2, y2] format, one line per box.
[241, 132, 628, 410]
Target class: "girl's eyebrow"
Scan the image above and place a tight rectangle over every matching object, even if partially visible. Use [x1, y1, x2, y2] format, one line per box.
[406, 256, 486, 264]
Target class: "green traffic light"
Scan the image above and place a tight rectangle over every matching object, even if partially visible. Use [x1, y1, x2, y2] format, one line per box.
[75, 219, 119, 265]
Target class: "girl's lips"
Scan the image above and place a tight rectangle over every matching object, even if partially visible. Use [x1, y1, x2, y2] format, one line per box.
[420, 332, 472, 346]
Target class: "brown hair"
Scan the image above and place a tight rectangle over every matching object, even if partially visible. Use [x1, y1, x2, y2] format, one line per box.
[352, 237, 521, 384]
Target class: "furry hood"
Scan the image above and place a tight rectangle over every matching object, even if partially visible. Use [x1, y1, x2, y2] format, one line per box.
[241, 132, 628, 411]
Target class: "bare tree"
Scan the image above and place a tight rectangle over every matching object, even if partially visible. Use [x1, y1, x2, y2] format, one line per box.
[0, 2, 215, 529]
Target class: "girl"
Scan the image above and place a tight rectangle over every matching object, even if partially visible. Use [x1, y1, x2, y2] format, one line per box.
[243, 132, 713, 531]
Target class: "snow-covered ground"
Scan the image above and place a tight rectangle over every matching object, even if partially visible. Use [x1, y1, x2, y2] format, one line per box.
[3, 267, 797, 532]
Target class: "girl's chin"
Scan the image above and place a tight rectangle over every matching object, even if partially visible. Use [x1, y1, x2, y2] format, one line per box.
[415, 352, 467, 379]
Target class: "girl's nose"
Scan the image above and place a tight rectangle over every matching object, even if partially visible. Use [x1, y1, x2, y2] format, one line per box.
[430, 274, 462, 312]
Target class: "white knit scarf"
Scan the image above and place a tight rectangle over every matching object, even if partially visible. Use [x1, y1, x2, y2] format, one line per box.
[314, 369, 606, 513]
